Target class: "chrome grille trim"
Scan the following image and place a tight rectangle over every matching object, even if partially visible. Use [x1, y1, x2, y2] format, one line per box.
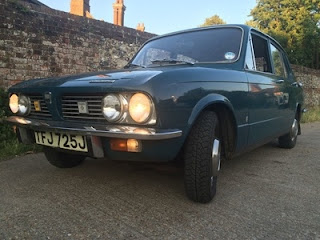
[61, 95, 105, 121]
[29, 95, 52, 119]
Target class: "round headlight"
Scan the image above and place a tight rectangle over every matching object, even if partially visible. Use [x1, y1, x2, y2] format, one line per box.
[9, 94, 19, 114]
[129, 93, 152, 123]
[18, 95, 31, 115]
[102, 94, 123, 122]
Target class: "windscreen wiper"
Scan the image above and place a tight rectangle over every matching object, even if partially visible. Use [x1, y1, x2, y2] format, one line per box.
[151, 59, 195, 65]
[124, 63, 146, 69]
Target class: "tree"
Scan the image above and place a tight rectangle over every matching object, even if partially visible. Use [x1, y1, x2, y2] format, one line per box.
[249, 0, 320, 69]
[200, 15, 226, 27]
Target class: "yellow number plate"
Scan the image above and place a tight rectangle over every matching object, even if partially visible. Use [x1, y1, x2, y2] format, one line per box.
[34, 131, 88, 152]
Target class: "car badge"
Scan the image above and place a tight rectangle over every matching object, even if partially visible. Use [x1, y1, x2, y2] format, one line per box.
[34, 101, 41, 111]
[44, 92, 52, 104]
[78, 102, 89, 114]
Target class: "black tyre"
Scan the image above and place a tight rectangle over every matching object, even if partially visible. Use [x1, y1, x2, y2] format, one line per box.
[278, 116, 299, 149]
[184, 111, 221, 203]
[43, 147, 85, 168]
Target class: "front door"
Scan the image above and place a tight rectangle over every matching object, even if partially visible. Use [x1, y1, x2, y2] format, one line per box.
[246, 32, 288, 145]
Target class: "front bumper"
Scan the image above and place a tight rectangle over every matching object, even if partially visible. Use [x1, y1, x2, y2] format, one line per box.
[5, 116, 184, 161]
[5, 116, 182, 140]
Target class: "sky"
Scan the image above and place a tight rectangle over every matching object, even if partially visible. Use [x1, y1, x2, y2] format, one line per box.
[39, 0, 257, 35]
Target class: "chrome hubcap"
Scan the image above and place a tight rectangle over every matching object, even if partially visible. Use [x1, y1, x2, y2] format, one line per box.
[290, 119, 299, 141]
[211, 139, 221, 177]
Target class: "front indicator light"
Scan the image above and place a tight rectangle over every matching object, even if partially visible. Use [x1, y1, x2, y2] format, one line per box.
[129, 93, 152, 123]
[9, 94, 19, 114]
[110, 139, 142, 152]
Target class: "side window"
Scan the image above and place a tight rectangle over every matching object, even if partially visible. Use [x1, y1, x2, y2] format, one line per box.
[251, 34, 272, 73]
[245, 38, 255, 70]
[270, 44, 287, 78]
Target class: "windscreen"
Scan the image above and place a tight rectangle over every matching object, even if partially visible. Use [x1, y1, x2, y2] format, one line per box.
[131, 27, 243, 67]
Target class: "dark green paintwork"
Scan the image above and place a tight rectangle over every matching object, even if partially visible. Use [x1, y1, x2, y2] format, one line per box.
[8, 25, 304, 161]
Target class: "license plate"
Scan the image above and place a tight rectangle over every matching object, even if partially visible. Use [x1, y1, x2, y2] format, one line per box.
[34, 131, 88, 152]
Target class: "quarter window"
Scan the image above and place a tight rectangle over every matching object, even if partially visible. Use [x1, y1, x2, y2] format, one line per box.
[270, 44, 287, 78]
[245, 38, 255, 70]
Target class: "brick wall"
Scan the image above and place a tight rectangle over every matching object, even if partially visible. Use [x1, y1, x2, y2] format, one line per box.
[0, 0, 319, 108]
[0, 0, 155, 89]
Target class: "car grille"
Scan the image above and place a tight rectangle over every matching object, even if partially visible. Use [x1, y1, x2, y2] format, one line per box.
[29, 95, 52, 119]
[61, 95, 105, 121]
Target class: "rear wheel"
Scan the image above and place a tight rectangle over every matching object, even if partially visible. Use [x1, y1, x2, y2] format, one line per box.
[43, 147, 85, 168]
[278, 116, 299, 149]
[184, 111, 221, 203]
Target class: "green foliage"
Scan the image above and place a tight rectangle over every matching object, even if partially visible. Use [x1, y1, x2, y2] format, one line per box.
[249, 0, 320, 69]
[0, 88, 40, 161]
[0, 88, 15, 144]
[301, 106, 320, 123]
[200, 15, 226, 27]
[8, 0, 30, 13]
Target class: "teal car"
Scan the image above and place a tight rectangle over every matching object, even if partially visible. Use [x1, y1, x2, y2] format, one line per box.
[6, 25, 304, 203]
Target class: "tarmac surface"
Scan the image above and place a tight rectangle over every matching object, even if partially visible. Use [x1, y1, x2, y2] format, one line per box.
[0, 122, 319, 239]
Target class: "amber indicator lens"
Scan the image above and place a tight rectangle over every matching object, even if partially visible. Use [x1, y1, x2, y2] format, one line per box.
[110, 139, 141, 152]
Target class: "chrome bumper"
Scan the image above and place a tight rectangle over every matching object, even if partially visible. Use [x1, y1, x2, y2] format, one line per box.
[5, 116, 182, 140]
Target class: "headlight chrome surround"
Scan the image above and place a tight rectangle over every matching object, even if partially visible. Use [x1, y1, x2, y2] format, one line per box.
[9, 94, 31, 116]
[101, 92, 156, 125]
[102, 94, 127, 122]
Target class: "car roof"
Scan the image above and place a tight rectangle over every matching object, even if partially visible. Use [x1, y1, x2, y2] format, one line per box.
[149, 24, 250, 41]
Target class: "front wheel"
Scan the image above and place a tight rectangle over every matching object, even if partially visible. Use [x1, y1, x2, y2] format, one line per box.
[184, 111, 221, 203]
[278, 117, 299, 149]
[43, 147, 85, 168]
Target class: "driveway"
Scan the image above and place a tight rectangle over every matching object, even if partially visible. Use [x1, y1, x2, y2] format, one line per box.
[0, 122, 319, 239]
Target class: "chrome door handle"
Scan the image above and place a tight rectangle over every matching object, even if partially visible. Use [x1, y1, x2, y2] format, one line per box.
[276, 79, 284, 84]
[292, 82, 303, 87]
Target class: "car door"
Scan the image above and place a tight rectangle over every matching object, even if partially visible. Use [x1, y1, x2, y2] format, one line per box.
[245, 31, 284, 146]
[268, 42, 294, 130]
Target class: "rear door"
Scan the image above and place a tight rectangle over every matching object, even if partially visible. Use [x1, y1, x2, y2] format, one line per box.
[269, 42, 294, 129]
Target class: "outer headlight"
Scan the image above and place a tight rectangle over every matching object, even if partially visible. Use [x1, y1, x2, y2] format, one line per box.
[18, 95, 31, 115]
[129, 93, 152, 123]
[9, 94, 30, 115]
[102, 94, 124, 122]
[9, 94, 19, 114]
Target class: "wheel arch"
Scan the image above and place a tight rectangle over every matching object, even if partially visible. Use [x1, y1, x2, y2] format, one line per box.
[187, 94, 238, 159]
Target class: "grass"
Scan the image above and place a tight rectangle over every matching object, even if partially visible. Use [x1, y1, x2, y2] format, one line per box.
[301, 106, 320, 123]
[0, 138, 42, 162]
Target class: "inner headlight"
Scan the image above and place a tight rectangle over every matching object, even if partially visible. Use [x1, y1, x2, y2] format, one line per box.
[129, 93, 152, 123]
[18, 95, 31, 115]
[102, 94, 124, 122]
[9, 94, 19, 114]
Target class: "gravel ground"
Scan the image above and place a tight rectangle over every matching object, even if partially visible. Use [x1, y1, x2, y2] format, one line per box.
[0, 122, 319, 240]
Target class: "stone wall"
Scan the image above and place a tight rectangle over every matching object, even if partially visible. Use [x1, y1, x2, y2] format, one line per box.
[0, 0, 155, 89]
[292, 65, 320, 107]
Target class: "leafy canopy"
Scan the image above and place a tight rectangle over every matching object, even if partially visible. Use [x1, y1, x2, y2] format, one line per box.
[248, 0, 320, 69]
[200, 15, 226, 27]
